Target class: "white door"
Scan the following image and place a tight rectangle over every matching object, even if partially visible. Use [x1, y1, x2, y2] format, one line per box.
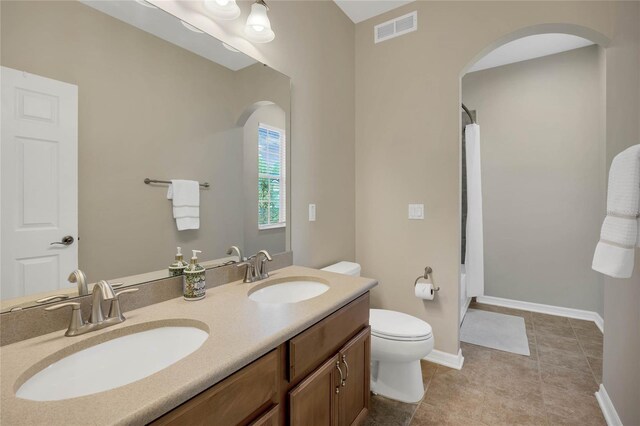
[1, 66, 78, 300]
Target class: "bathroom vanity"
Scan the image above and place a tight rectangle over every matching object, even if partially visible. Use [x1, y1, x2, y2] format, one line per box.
[153, 293, 370, 425]
[0, 266, 376, 425]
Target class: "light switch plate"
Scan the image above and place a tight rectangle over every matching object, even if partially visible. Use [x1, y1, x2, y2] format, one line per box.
[309, 204, 316, 222]
[408, 203, 424, 220]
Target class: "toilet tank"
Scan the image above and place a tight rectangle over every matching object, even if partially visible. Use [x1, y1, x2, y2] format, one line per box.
[321, 261, 361, 277]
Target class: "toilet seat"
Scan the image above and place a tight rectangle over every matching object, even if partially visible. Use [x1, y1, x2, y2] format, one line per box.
[370, 309, 432, 342]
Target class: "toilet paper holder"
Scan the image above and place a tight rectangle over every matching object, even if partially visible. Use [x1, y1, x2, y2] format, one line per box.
[414, 266, 440, 291]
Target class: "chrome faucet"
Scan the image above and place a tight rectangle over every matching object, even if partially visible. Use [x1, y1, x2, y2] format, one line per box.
[68, 269, 88, 296]
[237, 256, 257, 283]
[45, 280, 138, 337]
[237, 250, 273, 283]
[255, 250, 273, 280]
[226, 245, 245, 263]
[89, 280, 117, 324]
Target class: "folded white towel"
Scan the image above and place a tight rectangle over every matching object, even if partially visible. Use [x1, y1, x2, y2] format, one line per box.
[167, 180, 200, 231]
[592, 144, 640, 278]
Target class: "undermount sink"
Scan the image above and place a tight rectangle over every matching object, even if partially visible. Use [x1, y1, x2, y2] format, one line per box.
[249, 277, 330, 304]
[16, 323, 209, 401]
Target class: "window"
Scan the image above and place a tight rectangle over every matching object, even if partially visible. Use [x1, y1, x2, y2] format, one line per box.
[258, 123, 286, 229]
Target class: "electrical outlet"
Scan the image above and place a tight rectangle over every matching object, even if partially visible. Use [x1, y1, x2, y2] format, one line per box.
[309, 204, 316, 221]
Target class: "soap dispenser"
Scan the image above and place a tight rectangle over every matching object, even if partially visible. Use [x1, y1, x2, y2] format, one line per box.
[183, 250, 206, 301]
[169, 247, 189, 277]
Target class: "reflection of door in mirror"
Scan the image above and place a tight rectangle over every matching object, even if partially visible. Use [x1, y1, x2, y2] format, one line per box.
[1, 66, 78, 299]
[0, 0, 291, 312]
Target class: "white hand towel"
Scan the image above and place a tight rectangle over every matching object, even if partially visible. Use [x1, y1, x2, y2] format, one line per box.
[592, 144, 640, 278]
[167, 180, 200, 231]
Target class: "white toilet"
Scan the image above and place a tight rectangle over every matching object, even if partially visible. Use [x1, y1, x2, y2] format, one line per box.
[322, 262, 434, 403]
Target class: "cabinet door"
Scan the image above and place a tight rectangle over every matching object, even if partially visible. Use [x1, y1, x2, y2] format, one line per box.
[250, 405, 279, 426]
[337, 327, 371, 426]
[289, 355, 340, 426]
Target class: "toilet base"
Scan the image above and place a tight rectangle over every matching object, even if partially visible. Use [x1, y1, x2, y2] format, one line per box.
[370, 359, 425, 403]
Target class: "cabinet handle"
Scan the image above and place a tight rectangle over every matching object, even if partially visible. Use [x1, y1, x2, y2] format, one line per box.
[341, 354, 349, 387]
[335, 361, 344, 393]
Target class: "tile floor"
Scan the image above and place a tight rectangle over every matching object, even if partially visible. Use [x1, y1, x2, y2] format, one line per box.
[365, 301, 605, 426]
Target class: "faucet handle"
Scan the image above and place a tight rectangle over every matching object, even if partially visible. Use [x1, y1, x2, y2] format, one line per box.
[45, 301, 81, 311]
[108, 288, 139, 322]
[36, 294, 70, 304]
[45, 302, 85, 337]
[237, 260, 256, 283]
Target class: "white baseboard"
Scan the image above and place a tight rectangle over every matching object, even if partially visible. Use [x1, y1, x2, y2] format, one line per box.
[596, 384, 623, 426]
[476, 295, 604, 334]
[423, 349, 464, 370]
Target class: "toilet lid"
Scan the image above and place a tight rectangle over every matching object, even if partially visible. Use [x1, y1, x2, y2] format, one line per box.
[370, 309, 432, 341]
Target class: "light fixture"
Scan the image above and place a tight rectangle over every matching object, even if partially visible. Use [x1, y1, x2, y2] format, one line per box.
[203, 0, 241, 21]
[181, 20, 204, 33]
[244, 0, 274, 43]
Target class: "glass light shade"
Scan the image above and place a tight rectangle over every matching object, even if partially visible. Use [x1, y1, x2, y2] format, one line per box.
[244, 2, 275, 43]
[203, 0, 241, 20]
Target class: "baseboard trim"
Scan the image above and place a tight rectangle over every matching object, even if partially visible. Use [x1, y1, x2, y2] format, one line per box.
[476, 295, 604, 334]
[596, 384, 623, 426]
[423, 349, 464, 370]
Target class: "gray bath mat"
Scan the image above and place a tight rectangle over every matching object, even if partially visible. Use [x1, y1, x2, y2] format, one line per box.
[460, 309, 530, 356]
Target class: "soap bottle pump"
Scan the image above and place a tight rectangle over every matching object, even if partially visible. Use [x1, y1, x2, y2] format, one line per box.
[183, 250, 206, 301]
[169, 247, 189, 277]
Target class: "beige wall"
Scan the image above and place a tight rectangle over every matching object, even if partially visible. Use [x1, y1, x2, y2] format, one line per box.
[0, 1, 289, 283]
[152, 1, 356, 269]
[602, 2, 640, 425]
[462, 46, 605, 315]
[355, 2, 615, 354]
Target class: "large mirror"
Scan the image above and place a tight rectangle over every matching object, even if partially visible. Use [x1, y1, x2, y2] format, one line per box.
[0, 0, 291, 312]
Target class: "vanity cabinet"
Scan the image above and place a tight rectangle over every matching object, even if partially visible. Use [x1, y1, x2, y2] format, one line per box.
[289, 354, 340, 425]
[150, 293, 370, 426]
[289, 327, 370, 426]
[151, 349, 279, 426]
[336, 327, 370, 426]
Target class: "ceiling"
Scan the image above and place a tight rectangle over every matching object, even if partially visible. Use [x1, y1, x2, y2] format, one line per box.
[334, 0, 415, 24]
[468, 34, 595, 73]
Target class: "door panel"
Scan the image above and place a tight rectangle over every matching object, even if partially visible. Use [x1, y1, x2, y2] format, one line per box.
[289, 355, 339, 426]
[1, 66, 78, 299]
[338, 327, 370, 426]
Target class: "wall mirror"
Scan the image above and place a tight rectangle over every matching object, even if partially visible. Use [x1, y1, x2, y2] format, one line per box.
[0, 0, 291, 312]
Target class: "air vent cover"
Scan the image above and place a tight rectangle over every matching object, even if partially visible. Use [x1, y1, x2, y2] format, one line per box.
[374, 11, 417, 44]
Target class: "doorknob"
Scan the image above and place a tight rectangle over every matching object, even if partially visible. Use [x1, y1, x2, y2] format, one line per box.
[50, 235, 74, 246]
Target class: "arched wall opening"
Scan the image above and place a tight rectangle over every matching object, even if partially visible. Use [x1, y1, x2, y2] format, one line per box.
[237, 101, 290, 255]
[457, 24, 610, 326]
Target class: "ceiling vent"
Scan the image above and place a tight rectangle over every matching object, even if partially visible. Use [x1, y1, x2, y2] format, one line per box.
[374, 11, 417, 44]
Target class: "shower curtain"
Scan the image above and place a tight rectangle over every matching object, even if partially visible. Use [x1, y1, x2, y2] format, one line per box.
[465, 123, 484, 297]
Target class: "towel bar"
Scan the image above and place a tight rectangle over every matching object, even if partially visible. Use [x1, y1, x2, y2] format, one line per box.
[144, 178, 210, 188]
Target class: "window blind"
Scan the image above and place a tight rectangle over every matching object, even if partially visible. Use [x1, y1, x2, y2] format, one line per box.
[258, 124, 286, 229]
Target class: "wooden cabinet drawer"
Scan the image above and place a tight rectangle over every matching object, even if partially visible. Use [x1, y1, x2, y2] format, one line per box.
[288, 293, 369, 382]
[151, 350, 279, 426]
